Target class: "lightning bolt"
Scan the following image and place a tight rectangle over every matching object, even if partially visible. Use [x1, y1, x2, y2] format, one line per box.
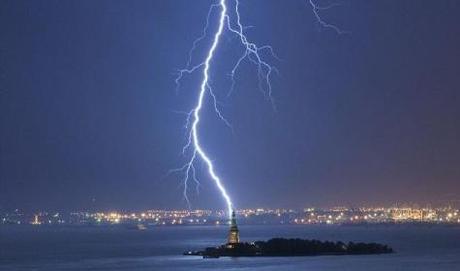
[172, 0, 345, 219]
[174, 0, 234, 218]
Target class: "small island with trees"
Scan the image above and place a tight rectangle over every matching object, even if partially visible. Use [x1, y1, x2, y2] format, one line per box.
[184, 238, 394, 258]
[185, 212, 393, 258]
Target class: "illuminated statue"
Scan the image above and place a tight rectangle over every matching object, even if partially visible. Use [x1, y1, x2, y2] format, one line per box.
[227, 210, 239, 246]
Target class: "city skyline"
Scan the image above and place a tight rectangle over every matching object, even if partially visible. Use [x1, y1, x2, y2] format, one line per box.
[3, 205, 460, 226]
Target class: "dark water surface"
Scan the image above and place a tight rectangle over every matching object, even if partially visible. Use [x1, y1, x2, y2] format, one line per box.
[1, 224, 459, 270]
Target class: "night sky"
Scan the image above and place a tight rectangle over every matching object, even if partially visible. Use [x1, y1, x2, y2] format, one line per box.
[1, 0, 459, 211]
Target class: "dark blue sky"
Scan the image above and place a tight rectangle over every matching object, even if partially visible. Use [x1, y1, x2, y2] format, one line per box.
[1, 0, 459, 211]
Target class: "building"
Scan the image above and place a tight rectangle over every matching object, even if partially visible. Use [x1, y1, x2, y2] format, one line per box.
[227, 210, 239, 246]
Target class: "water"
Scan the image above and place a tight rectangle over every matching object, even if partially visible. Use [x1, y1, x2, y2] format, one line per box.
[1, 224, 459, 270]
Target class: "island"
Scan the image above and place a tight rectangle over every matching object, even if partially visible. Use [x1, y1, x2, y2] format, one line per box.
[184, 212, 393, 258]
[184, 238, 394, 258]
